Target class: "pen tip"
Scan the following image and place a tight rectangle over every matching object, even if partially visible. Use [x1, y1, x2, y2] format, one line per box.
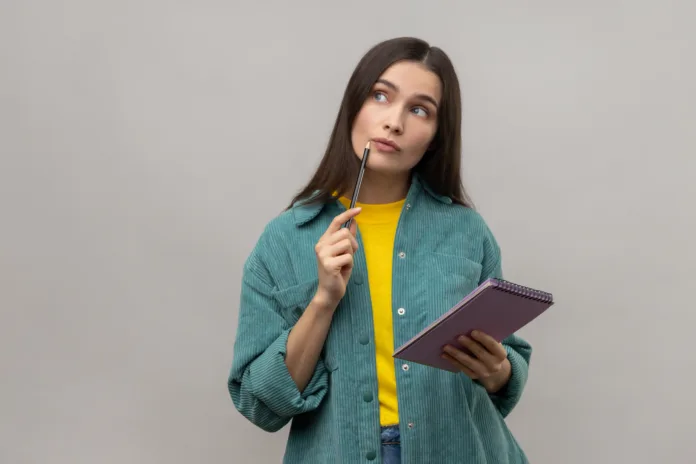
[365, 140, 371, 149]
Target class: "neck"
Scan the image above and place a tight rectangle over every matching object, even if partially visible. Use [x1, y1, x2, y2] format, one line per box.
[349, 170, 411, 204]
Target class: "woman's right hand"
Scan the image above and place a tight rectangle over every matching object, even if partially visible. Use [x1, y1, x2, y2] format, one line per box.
[313, 207, 362, 310]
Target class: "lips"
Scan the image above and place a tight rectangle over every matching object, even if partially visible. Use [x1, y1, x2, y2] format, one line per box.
[371, 137, 401, 151]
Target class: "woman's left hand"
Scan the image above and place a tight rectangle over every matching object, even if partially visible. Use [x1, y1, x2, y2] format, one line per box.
[441, 330, 511, 393]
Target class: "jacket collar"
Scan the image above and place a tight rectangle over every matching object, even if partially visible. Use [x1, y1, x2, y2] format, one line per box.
[291, 172, 452, 227]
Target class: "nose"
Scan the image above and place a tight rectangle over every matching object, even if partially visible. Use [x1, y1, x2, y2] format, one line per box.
[382, 107, 404, 135]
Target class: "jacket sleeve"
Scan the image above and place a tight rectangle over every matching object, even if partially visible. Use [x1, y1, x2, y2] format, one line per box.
[479, 224, 533, 418]
[227, 251, 329, 432]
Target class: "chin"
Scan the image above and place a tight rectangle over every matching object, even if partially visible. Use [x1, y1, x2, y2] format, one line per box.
[366, 160, 412, 176]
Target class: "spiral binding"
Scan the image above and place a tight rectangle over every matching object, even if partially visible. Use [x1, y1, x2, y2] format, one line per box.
[494, 279, 553, 303]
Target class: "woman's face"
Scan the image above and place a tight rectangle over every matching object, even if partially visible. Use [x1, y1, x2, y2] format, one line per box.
[351, 60, 442, 177]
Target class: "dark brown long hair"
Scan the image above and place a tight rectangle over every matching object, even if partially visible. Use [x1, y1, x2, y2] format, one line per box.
[287, 37, 473, 209]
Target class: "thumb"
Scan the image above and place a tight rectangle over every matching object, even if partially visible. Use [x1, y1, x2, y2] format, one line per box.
[349, 219, 358, 238]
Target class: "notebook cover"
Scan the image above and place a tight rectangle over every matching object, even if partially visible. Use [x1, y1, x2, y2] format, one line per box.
[392, 278, 554, 372]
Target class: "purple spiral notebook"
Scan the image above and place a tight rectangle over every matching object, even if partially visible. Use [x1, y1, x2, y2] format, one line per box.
[393, 278, 554, 372]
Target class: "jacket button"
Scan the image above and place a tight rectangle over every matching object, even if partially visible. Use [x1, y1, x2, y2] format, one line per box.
[366, 450, 376, 461]
[359, 335, 369, 345]
[363, 392, 373, 402]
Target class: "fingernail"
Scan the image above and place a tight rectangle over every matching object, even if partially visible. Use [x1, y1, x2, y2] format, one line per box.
[472, 330, 479, 337]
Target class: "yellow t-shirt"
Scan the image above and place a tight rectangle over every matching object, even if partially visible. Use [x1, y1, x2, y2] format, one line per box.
[338, 195, 404, 426]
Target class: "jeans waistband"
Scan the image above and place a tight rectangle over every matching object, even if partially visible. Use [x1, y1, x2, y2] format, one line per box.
[380, 425, 400, 445]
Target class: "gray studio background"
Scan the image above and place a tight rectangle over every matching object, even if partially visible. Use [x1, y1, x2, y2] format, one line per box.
[1, 1, 694, 463]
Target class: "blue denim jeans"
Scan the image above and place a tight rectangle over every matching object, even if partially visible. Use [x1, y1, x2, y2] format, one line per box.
[380, 425, 401, 464]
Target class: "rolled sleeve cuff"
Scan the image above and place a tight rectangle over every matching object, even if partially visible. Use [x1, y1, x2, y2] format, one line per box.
[490, 346, 529, 418]
[248, 329, 329, 418]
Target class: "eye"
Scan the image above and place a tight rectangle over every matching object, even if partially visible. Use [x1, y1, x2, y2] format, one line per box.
[373, 91, 388, 102]
[411, 107, 428, 118]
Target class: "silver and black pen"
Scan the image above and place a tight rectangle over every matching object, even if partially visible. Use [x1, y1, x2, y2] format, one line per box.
[343, 140, 371, 229]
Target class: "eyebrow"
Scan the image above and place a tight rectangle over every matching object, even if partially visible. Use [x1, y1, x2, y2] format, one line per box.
[375, 78, 439, 109]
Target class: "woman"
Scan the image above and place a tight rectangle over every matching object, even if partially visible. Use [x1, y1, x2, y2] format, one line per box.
[228, 37, 532, 464]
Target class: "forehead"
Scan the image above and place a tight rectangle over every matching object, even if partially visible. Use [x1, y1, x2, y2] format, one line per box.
[377, 60, 442, 103]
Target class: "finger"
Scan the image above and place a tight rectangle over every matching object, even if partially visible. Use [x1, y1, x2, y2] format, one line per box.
[327, 254, 353, 272]
[441, 353, 478, 378]
[325, 239, 355, 258]
[325, 208, 362, 236]
[326, 228, 359, 249]
[442, 345, 488, 377]
[349, 229, 359, 251]
[349, 217, 358, 239]
[470, 331, 507, 360]
[456, 335, 499, 370]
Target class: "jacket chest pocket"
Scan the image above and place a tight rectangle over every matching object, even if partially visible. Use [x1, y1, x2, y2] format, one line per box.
[272, 280, 318, 326]
[423, 252, 483, 321]
[270, 280, 339, 372]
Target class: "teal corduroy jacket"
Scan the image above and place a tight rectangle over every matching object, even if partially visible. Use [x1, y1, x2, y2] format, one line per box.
[228, 174, 532, 463]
